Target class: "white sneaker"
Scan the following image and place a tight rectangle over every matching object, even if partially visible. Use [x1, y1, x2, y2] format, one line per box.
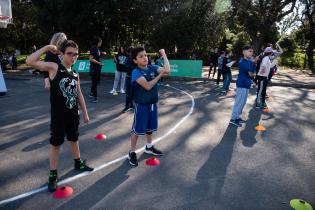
[120, 89, 125, 94]
[109, 89, 116, 94]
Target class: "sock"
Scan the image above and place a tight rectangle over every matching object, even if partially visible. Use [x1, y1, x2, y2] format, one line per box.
[49, 170, 57, 177]
[74, 158, 82, 164]
[146, 143, 153, 148]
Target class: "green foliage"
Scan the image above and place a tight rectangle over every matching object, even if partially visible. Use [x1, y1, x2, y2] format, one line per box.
[4, 0, 312, 68]
[16, 54, 45, 65]
[230, 0, 296, 52]
[279, 50, 315, 69]
[231, 32, 252, 55]
[0, 0, 48, 53]
[280, 51, 305, 68]
[278, 36, 297, 53]
[16, 55, 27, 65]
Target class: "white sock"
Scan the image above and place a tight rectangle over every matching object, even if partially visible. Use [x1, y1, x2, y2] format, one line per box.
[146, 143, 153, 148]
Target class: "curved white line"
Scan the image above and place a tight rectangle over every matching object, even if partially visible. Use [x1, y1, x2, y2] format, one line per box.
[0, 84, 195, 206]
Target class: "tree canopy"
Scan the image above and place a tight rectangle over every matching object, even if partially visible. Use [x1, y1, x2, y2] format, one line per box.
[0, 0, 313, 70]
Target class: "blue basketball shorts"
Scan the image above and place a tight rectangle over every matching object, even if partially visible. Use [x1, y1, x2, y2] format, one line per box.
[132, 103, 158, 136]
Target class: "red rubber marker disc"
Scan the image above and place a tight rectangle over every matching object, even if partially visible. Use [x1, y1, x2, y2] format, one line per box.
[53, 186, 73, 199]
[146, 157, 160, 166]
[262, 108, 270, 113]
[95, 133, 106, 140]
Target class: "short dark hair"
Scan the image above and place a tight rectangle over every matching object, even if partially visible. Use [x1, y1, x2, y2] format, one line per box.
[118, 46, 125, 54]
[60, 40, 78, 53]
[91, 36, 102, 46]
[131, 46, 145, 61]
[242, 45, 253, 51]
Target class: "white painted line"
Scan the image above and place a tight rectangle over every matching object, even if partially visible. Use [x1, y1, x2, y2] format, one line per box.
[0, 84, 195, 206]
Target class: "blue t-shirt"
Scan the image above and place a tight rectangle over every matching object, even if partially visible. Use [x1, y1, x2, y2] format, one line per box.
[236, 58, 256, 89]
[131, 65, 159, 104]
[131, 65, 159, 84]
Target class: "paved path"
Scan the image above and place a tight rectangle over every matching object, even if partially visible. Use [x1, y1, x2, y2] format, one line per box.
[0, 74, 314, 210]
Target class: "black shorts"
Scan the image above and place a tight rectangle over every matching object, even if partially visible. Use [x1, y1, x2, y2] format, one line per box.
[50, 111, 80, 146]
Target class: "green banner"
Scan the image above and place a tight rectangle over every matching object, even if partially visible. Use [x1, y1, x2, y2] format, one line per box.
[73, 59, 202, 78]
[168, 60, 202, 78]
[73, 60, 116, 73]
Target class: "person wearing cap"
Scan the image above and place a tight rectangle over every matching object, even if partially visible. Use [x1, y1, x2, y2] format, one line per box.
[267, 43, 283, 82]
[255, 47, 276, 109]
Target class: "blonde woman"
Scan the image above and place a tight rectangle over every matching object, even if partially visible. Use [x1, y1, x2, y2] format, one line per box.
[43, 32, 67, 90]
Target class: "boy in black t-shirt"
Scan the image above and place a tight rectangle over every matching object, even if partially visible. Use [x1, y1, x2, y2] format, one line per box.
[26, 40, 94, 192]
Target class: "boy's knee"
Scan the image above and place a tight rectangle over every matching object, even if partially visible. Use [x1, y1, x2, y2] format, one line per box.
[50, 136, 64, 146]
[50, 144, 61, 150]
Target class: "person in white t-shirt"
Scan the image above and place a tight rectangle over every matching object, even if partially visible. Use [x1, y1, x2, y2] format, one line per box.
[267, 43, 283, 81]
[255, 47, 276, 109]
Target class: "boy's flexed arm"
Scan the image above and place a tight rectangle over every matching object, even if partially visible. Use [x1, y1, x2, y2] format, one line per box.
[26, 45, 58, 73]
[77, 74, 90, 124]
[136, 69, 165, 91]
[157, 49, 170, 76]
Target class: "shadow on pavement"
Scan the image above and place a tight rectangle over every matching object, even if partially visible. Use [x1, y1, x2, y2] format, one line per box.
[56, 162, 130, 210]
[194, 125, 238, 207]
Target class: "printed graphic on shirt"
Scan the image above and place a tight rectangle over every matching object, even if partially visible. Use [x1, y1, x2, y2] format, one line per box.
[149, 71, 155, 79]
[118, 55, 126, 65]
[59, 78, 77, 109]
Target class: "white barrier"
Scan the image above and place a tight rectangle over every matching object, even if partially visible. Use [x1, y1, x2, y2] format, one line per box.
[0, 66, 7, 94]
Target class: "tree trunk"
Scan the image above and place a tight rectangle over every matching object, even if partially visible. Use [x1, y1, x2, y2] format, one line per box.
[249, 34, 263, 54]
[306, 28, 314, 72]
[306, 45, 314, 72]
[304, 0, 315, 73]
[303, 52, 307, 69]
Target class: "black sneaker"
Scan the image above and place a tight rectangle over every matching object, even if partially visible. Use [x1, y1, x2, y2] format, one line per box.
[128, 151, 138, 166]
[261, 103, 268, 109]
[91, 97, 98, 103]
[229, 119, 242, 127]
[145, 145, 163, 156]
[122, 107, 129, 113]
[48, 174, 58, 192]
[74, 160, 94, 172]
[127, 107, 134, 112]
[89, 93, 94, 98]
[237, 118, 246, 123]
[255, 103, 261, 108]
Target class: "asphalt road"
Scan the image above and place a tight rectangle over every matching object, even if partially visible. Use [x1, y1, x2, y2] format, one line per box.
[0, 75, 314, 210]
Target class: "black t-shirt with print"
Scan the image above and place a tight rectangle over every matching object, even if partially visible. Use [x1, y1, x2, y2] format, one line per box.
[115, 53, 127, 72]
[50, 63, 79, 117]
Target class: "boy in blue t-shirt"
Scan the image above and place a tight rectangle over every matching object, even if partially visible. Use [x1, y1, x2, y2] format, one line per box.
[230, 45, 256, 127]
[128, 47, 170, 166]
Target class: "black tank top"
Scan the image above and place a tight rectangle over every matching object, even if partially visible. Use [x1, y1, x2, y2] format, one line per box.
[50, 64, 79, 116]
